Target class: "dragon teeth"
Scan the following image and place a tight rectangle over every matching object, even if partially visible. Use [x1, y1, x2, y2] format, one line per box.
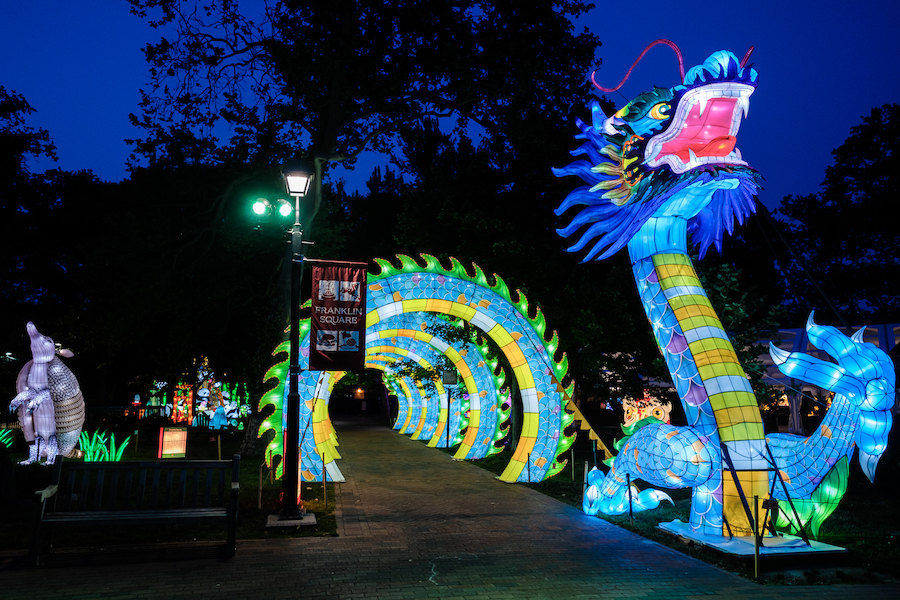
[738, 95, 750, 118]
[696, 94, 709, 118]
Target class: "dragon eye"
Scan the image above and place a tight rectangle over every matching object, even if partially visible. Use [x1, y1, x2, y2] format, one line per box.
[649, 103, 670, 120]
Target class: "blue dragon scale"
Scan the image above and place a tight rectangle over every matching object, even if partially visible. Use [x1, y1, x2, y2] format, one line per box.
[554, 42, 895, 538]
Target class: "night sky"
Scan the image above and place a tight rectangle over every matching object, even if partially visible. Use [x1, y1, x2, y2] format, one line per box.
[2, 1, 899, 209]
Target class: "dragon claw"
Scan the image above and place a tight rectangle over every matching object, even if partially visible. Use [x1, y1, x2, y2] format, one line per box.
[583, 466, 675, 516]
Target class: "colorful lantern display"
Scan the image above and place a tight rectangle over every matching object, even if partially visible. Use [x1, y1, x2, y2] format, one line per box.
[367, 313, 508, 458]
[555, 41, 895, 538]
[623, 390, 672, 427]
[9, 322, 85, 465]
[258, 255, 581, 484]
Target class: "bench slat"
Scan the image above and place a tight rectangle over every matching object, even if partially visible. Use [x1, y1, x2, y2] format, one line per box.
[77, 470, 90, 511]
[178, 469, 187, 509]
[107, 470, 120, 510]
[151, 469, 161, 508]
[191, 469, 200, 508]
[123, 470, 134, 510]
[45, 508, 228, 524]
[164, 468, 174, 509]
[137, 469, 147, 509]
[204, 468, 212, 507]
[63, 466, 75, 512]
[93, 470, 104, 511]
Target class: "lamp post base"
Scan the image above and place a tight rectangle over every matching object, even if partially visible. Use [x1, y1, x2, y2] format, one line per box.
[266, 513, 318, 527]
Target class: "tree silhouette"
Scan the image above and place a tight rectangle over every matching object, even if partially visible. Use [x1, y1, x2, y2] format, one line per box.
[0, 88, 106, 359]
[776, 103, 900, 323]
[126, 0, 600, 230]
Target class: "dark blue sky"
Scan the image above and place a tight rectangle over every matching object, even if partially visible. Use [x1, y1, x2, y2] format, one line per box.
[2, 1, 899, 209]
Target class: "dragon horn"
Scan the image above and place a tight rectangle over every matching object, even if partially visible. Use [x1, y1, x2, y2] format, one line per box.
[739, 46, 755, 69]
[591, 39, 686, 93]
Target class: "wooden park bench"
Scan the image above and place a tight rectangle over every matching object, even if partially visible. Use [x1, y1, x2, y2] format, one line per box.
[31, 455, 240, 565]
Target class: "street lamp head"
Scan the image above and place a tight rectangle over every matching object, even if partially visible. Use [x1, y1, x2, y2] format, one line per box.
[282, 158, 315, 196]
[277, 199, 293, 217]
[252, 198, 271, 216]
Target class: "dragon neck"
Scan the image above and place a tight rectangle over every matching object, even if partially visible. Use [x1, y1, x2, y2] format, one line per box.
[628, 216, 770, 536]
[628, 224, 765, 441]
[627, 216, 691, 264]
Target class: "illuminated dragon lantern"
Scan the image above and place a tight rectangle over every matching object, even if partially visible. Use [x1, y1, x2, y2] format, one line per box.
[554, 40, 895, 539]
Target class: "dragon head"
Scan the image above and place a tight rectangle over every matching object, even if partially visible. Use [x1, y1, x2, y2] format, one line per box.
[554, 44, 763, 261]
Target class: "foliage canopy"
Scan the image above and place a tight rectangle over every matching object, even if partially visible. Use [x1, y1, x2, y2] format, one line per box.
[126, 0, 600, 229]
[776, 103, 900, 323]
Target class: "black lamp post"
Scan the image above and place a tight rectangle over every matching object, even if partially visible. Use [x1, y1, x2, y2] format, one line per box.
[280, 158, 314, 519]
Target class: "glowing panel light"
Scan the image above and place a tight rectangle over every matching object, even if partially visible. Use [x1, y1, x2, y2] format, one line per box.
[158, 427, 188, 459]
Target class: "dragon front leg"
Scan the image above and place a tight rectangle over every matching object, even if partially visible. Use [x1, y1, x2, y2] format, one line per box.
[583, 421, 718, 516]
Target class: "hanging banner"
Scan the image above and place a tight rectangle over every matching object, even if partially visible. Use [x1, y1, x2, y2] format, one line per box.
[310, 261, 367, 371]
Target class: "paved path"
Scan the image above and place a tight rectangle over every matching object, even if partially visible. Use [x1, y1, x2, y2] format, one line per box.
[2, 415, 898, 599]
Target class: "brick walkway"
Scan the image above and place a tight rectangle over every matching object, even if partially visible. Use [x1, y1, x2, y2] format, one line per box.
[2, 415, 898, 599]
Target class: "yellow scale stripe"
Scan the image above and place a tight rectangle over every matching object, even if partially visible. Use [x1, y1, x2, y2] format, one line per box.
[499, 412, 541, 481]
[448, 301, 477, 321]
[397, 328, 434, 344]
[652, 254, 763, 443]
[390, 376, 414, 433]
[723, 472, 771, 536]
[402, 298, 428, 313]
[456, 409, 481, 459]
[426, 298, 453, 314]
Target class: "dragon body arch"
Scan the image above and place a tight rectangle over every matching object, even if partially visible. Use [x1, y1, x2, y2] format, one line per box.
[555, 48, 894, 537]
[365, 313, 509, 456]
[258, 255, 577, 484]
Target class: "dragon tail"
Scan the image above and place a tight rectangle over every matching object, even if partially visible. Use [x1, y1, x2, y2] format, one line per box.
[770, 313, 895, 483]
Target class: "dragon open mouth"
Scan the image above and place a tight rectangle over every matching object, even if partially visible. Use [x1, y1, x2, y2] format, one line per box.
[645, 82, 754, 174]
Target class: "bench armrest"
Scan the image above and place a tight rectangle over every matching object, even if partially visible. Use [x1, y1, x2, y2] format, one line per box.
[34, 484, 58, 504]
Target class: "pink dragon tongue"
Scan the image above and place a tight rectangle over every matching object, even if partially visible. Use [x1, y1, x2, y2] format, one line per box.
[660, 97, 738, 162]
